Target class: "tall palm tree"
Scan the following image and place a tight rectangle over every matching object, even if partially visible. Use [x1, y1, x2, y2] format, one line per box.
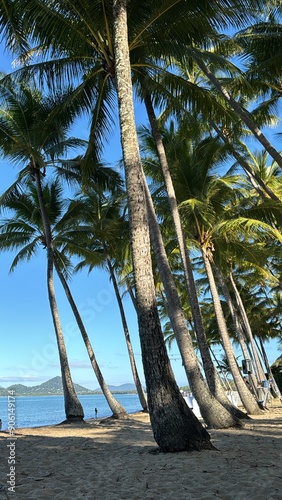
[146, 120, 265, 413]
[0, 182, 84, 420]
[0, 80, 86, 420]
[0, 0, 269, 449]
[112, 0, 213, 451]
[0, 180, 128, 418]
[143, 171, 246, 426]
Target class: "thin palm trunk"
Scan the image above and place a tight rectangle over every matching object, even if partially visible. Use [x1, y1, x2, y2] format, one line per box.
[201, 246, 262, 414]
[209, 346, 234, 392]
[34, 166, 84, 420]
[214, 262, 260, 394]
[113, 0, 213, 451]
[53, 258, 127, 418]
[257, 338, 282, 400]
[212, 122, 282, 203]
[194, 54, 282, 170]
[229, 273, 266, 382]
[106, 256, 148, 411]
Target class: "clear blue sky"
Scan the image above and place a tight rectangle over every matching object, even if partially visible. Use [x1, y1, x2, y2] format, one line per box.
[0, 43, 280, 391]
[0, 45, 189, 390]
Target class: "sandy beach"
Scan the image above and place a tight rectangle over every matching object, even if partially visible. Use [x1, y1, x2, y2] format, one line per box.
[0, 403, 281, 499]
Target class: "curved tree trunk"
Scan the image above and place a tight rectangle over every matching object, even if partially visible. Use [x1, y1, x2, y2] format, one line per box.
[33, 166, 84, 420]
[144, 94, 246, 421]
[113, 0, 213, 452]
[106, 255, 148, 411]
[194, 53, 282, 170]
[212, 122, 282, 203]
[144, 176, 243, 428]
[229, 273, 266, 383]
[213, 262, 260, 395]
[257, 338, 282, 400]
[202, 246, 262, 415]
[53, 259, 127, 419]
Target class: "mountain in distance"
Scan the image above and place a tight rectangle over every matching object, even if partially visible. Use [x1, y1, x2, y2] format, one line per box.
[94, 383, 137, 393]
[0, 376, 137, 397]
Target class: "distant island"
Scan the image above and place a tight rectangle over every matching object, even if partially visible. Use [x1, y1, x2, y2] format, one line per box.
[0, 376, 138, 397]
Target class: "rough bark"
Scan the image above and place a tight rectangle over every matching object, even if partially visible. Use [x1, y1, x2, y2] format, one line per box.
[112, 0, 213, 451]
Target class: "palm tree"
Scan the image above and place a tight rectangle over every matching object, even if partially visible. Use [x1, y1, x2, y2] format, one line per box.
[112, 0, 213, 451]
[0, 182, 84, 420]
[139, 117, 251, 415]
[0, 80, 86, 420]
[0, 180, 128, 418]
[64, 189, 148, 412]
[147, 119, 265, 413]
[0, 0, 269, 449]
[143, 171, 245, 426]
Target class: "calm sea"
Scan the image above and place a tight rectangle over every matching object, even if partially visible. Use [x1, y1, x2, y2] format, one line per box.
[0, 393, 142, 430]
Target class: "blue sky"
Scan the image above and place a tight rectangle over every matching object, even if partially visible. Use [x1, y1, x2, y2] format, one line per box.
[0, 43, 281, 391]
[0, 45, 189, 390]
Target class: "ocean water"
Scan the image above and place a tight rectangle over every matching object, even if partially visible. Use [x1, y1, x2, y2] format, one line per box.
[0, 393, 142, 430]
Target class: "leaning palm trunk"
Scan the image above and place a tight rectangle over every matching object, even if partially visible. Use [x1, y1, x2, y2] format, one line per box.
[214, 263, 260, 395]
[229, 273, 266, 383]
[106, 255, 148, 411]
[144, 95, 245, 421]
[33, 166, 84, 420]
[113, 0, 213, 452]
[144, 176, 242, 428]
[257, 338, 282, 400]
[201, 246, 262, 415]
[193, 53, 282, 170]
[53, 258, 127, 419]
[212, 122, 282, 203]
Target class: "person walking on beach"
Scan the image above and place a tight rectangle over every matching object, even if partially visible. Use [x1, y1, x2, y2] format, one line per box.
[94, 408, 98, 418]
[0, 419, 2, 430]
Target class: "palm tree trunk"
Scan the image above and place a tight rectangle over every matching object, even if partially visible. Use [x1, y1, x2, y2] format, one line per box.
[143, 94, 246, 421]
[213, 262, 260, 394]
[113, 0, 213, 451]
[53, 258, 127, 419]
[194, 53, 282, 170]
[34, 165, 84, 420]
[144, 175, 243, 427]
[201, 246, 262, 415]
[212, 122, 282, 203]
[228, 273, 266, 383]
[106, 255, 148, 411]
[257, 338, 282, 400]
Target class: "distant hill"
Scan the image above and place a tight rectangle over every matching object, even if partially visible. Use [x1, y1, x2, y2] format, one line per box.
[94, 383, 137, 393]
[0, 377, 137, 397]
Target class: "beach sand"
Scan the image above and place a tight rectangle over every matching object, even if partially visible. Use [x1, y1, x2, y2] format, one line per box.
[0, 403, 281, 499]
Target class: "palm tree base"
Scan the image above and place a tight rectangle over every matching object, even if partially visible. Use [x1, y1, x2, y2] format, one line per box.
[59, 417, 86, 425]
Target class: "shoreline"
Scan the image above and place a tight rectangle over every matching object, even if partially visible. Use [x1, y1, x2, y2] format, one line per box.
[0, 403, 281, 498]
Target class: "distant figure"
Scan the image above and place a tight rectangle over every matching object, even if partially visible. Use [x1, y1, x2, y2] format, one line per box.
[0, 419, 2, 431]
[94, 408, 98, 419]
[243, 376, 250, 388]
